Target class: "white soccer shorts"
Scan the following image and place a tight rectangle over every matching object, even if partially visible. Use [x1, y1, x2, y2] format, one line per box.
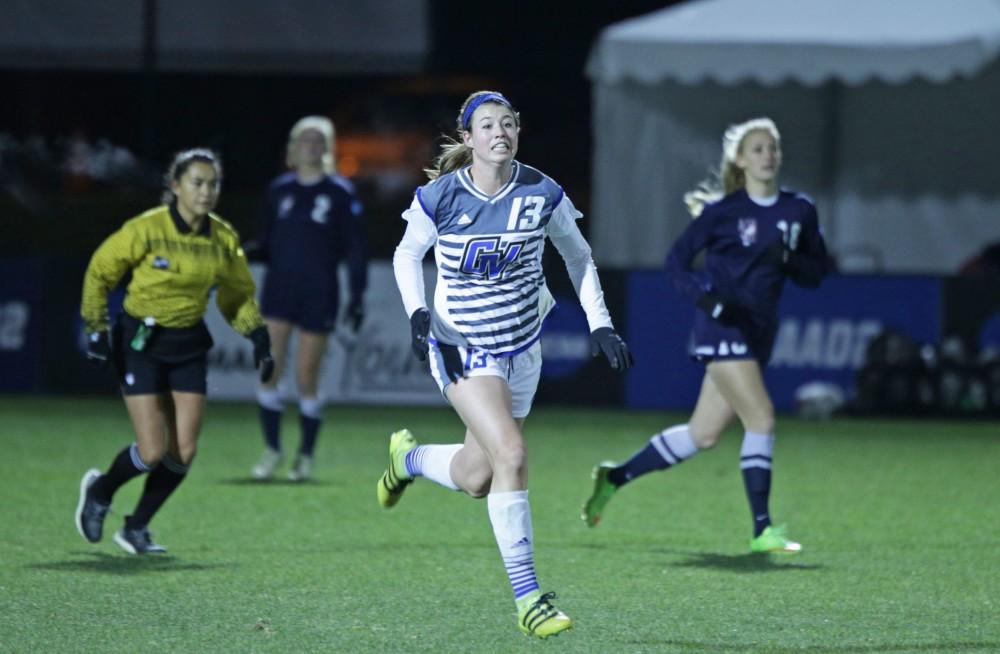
[428, 340, 542, 418]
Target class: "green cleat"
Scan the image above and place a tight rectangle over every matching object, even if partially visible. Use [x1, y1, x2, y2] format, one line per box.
[376, 429, 418, 508]
[581, 461, 618, 527]
[517, 591, 572, 639]
[750, 524, 803, 553]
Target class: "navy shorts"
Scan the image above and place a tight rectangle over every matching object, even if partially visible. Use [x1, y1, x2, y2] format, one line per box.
[260, 273, 338, 333]
[689, 312, 775, 365]
[114, 314, 212, 395]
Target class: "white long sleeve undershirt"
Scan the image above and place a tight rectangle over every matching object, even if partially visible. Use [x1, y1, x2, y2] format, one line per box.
[391, 195, 614, 332]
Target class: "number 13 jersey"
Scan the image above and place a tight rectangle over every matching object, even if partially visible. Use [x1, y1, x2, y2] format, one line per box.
[403, 161, 582, 356]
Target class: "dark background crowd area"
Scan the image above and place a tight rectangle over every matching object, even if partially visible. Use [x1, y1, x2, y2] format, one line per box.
[0, 1, 674, 260]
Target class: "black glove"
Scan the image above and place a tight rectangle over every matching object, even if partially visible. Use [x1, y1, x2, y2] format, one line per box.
[590, 327, 634, 371]
[438, 343, 465, 382]
[249, 326, 275, 383]
[763, 241, 791, 267]
[697, 293, 743, 326]
[410, 308, 431, 362]
[84, 330, 111, 366]
[241, 239, 268, 263]
[344, 299, 364, 333]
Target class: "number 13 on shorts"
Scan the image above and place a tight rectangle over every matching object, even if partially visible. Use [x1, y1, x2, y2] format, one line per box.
[465, 348, 489, 370]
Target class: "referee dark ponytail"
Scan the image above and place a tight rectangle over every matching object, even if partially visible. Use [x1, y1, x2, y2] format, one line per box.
[161, 148, 223, 205]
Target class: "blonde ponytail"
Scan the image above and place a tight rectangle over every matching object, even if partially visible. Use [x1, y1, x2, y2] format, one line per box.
[684, 117, 780, 217]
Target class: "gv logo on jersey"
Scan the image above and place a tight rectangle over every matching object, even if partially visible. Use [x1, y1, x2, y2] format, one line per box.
[460, 237, 524, 280]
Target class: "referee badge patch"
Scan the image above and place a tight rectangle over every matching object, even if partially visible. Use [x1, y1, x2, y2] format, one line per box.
[153, 256, 170, 269]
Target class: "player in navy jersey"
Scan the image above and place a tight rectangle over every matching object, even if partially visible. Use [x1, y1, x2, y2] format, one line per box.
[377, 91, 633, 639]
[248, 116, 368, 482]
[582, 118, 828, 553]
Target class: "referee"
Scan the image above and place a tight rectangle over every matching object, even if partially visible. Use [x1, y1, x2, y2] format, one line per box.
[74, 148, 274, 554]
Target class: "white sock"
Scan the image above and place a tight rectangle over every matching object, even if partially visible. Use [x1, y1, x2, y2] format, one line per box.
[651, 424, 699, 463]
[404, 444, 461, 490]
[740, 431, 775, 470]
[298, 396, 324, 419]
[256, 387, 283, 411]
[487, 490, 540, 601]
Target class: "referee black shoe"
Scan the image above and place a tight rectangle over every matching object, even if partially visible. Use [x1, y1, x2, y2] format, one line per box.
[75, 468, 110, 543]
[114, 523, 167, 555]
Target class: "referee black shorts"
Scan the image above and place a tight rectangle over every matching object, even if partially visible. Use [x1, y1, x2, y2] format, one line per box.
[114, 313, 213, 396]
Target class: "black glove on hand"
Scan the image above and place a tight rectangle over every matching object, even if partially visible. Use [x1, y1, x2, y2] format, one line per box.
[697, 293, 744, 326]
[344, 299, 364, 333]
[763, 241, 791, 267]
[590, 327, 635, 371]
[249, 326, 275, 383]
[85, 330, 111, 366]
[409, 308, 431, 362]
[438, 343, 465, 382]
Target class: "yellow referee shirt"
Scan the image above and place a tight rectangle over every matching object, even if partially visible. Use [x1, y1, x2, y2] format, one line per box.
[81, 204, 264, 335]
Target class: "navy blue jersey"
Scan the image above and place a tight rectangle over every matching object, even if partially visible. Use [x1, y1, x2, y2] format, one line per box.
[258, 172, 367, 302]
[665, 188, 827, 331]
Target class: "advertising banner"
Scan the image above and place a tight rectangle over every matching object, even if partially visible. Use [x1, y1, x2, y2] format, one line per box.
[625, 272, 942, 412]
[0, 259, 42, 392]
[205, 262, 443, 405]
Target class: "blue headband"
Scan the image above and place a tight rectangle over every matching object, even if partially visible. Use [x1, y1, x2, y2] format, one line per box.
[461, 92, 513, 130]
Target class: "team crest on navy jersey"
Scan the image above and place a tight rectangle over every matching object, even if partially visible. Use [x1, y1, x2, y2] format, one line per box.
[278, 195, 294, 218]
[737, 217, 757, 246]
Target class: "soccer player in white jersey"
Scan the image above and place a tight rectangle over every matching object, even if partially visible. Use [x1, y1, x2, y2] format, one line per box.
[582, 118, 828, 553]
[379, 90, 633, 639]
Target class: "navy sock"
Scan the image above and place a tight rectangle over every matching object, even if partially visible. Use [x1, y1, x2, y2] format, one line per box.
[91, 444, 150, 503]
[743, 467, 772, 537]
[259, 406, 282, 452]
[608, 425, 698, 486]
[299, 414, 321, 457]
[127, 456, 188, 529]
[740, 431, 774, 537]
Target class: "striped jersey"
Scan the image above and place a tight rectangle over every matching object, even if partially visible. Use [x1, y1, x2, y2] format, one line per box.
[408, 161, 578, 356]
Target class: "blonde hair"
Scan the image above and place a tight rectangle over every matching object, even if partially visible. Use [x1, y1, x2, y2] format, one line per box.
[424, 90, 520, 180]
[161, 148, 221, 205]
[287, 115, 335, 173]
[683, 117, 781, 217]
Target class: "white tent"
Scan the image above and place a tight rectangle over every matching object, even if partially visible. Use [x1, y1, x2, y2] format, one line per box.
[587, 0, 1000, 272]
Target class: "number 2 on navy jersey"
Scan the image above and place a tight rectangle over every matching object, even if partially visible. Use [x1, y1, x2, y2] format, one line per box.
[506, 196, 544, 231]
[311, 195, 331, 224]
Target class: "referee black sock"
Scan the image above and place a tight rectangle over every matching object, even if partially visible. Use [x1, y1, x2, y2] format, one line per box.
[126, 456, 188, 529]
[91, 443, 152, 504]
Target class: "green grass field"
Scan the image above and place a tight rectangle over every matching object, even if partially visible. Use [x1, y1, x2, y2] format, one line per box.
[1, 396, 998, 653]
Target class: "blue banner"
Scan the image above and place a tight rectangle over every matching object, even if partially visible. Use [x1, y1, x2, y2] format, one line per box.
[0, 259, 42, 392]
[625, 273, 942, 412]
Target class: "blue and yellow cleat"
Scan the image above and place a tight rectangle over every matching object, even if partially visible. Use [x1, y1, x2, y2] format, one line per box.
[376, 429, 418, 508]
[517, 591, 572, 639]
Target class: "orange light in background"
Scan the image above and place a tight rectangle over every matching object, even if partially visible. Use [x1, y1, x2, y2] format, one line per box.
[338, 155, 360, 177]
